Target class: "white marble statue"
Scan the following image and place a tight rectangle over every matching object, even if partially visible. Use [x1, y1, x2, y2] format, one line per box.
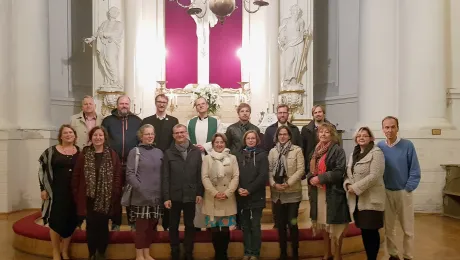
[85, 7, 124, 92]
[278, 4, 307, 89]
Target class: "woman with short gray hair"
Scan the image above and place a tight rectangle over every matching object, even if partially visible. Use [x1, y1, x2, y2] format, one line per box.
[126, 124, 164, 260]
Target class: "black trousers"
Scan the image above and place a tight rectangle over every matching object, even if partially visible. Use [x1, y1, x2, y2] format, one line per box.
[361, 228, 380, 260]
[169, 201, 196, 259]
[274, 201, 300, 258]
[162, 208, 170, 230]
[86, 207, 110, 257]
[272, 201, 277, 228]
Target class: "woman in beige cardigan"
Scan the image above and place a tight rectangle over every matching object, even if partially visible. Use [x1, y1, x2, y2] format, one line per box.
[269, 125, 305, 260]
[202, 133, 239, 260]
[344, 126, 385, 260]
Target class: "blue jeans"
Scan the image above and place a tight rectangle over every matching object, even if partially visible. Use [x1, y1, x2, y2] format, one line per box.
[240, 207, 263, 257]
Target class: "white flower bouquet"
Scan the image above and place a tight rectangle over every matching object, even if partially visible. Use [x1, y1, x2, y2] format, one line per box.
[190, 84, 224, 115]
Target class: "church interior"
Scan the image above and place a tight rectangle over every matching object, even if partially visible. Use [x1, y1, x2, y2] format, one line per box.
[2, 0, 460, 259]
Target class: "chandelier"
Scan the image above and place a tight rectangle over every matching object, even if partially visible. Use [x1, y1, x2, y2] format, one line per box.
[169, 0, 269, 24]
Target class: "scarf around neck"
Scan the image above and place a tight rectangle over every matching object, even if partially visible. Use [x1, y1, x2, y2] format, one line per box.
[242, 146, 257, 166]
[309, 141, 332, 177]
[139, 143, 155, 150]
[209, 148, 232, 183]
[351, 142, 374, 173]
[84, 145, 113, 214]
[273, 141, 292, 184]
[175, 140, 190, 160]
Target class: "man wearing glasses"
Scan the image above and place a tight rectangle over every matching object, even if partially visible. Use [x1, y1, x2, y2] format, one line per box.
[141, 94, 179, 231]
[263, 104, 303, 151]
[163, 124, 203, 260]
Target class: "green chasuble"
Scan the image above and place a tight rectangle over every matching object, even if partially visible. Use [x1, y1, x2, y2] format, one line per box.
[188, 116, 218, 145]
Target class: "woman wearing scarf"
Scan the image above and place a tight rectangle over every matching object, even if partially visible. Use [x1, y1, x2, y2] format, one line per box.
[38, 124, 80, 260]
[306, 123, 350, 260]
[237, 130, 268, 260]
[201, 133, 239, 260]
[126, 124, 164, 260]
[268, 125, 305, 260]
[72, 126, 122, 260]
[344, 127, 385, 260]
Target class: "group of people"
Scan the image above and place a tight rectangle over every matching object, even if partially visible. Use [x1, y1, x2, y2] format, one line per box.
[38, 94, 420, 260]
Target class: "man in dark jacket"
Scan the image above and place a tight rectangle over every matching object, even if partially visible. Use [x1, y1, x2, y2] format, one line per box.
[301, 105, 335, 161]
[163, 124, 203, 260]
[101, 95, 142, 230]
[141, 94, 178, 231]
[263, 104, 303, 151]
[102, 95, 142, 164]
[225, 103, 260, 155]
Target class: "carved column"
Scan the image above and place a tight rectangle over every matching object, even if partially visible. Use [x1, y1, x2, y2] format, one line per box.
[357, 0, 397, 130]
[0, 0, 14, 129]
[399, 0, 452, 130]
[11, 0, 53, 129]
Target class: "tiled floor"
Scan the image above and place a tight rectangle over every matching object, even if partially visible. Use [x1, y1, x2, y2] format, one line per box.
[4, 210, 460, 259]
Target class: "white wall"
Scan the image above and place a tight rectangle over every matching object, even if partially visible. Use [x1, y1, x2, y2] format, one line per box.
[0, 130, 57, 212]
[313, 0, 359, 135]
[50, 0, 93, 127]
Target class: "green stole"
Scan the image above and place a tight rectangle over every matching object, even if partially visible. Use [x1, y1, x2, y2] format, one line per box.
[188, 116, 218, 144]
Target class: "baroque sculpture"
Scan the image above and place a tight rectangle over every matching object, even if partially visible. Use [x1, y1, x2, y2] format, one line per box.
[279, 4, 309, 89]
[85, 6, 124, 92]
[278, 4, 312, 115]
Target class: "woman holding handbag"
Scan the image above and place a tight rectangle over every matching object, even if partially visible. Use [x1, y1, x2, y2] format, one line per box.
[125, 124, 164, 260]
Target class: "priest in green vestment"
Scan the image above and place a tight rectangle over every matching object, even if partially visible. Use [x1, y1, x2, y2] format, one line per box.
[186, 97, 224, 155]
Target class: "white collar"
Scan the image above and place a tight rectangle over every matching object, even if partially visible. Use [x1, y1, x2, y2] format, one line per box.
[385, 136, 401, 147]
[156, 114, 167, 120]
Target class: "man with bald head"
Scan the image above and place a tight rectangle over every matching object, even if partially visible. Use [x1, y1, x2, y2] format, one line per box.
[101, 95, 142, 230]
[70, 96, 103, 148]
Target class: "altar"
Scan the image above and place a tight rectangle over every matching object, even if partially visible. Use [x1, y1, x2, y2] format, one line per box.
[86, 0, 315, 128]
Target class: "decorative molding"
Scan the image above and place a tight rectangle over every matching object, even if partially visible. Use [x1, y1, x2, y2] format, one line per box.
[316, 93, 358, 105]
[50, 97, 80, 107]
[447, 88, 460, 101]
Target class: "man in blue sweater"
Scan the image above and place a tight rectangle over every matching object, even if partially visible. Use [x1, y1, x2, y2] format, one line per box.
[377, 116, 420, 260]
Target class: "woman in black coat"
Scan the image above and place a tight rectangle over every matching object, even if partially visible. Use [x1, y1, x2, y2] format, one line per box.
[237, 130, 269, 260]
[306, 123, 350, 260]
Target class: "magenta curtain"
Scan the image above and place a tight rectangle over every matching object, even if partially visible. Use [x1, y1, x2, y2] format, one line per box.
[209, 0, 243, 89]
[165, 1, 198, 89]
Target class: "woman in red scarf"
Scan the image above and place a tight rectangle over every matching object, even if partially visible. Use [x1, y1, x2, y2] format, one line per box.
[306, 123, 350, 260]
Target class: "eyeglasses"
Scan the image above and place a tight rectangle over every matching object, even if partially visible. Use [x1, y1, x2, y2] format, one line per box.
[174, 131, 187, 135]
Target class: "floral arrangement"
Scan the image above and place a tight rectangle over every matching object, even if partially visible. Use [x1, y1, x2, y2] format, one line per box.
[190, 84, 223, 115]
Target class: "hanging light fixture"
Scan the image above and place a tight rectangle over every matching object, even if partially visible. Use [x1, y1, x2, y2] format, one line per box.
[169, 0, 269, 24]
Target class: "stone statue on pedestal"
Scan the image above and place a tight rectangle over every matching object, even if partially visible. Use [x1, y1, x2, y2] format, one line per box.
[85, 6, 124, 92]
[278, 4, 307, 90]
